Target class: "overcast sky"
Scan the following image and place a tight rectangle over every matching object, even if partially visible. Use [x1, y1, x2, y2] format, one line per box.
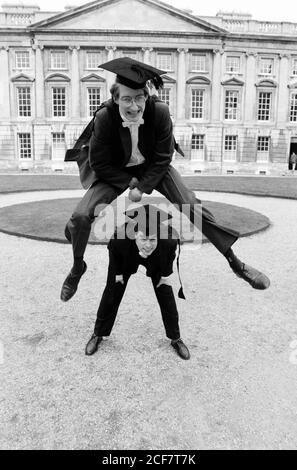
[9, 0, 297, 22]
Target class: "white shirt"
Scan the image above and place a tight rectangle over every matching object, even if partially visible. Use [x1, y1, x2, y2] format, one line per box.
[120, 111, 146, 167]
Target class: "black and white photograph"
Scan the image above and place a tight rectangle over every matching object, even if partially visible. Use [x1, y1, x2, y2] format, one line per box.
[1, 0, 297, 454]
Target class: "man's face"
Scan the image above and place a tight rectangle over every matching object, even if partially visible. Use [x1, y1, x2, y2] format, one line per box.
[135, 231, 158, 258]
[115, 84, 147, 121]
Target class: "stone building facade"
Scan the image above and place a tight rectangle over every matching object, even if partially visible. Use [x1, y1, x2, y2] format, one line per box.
[0, 0, 297, 174]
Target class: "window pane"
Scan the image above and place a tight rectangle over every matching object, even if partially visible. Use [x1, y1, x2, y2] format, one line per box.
[88, 87, 101, 116]
[191, 54, 206, 72]
[51, 51, 66, 69]
[225, 90, 238, 120]
[52, 87, 66, 117]
[121, 50, 137, 59]
[17, 87, 31, 117]
[260, 58, 273, 75]
[226, 56, 240, 73]
[258, 92, 271, 121]
[15, 51, 30, 69]
[18, 133, 32, 159]
[86, 51, 102, 69]
[290, 93, 297, 122]
[191, 89, 204, 119]
[191, 134, 204, 150]
[52, 132, 66, 161]
[157, 53, 172, 71]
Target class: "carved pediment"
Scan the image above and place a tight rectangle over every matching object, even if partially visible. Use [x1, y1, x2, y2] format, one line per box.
[29, 0, 226, 34]
[162, 75, 176, 83]
[186, 75, 211, 85]
[256, 79, 277, 88]
[81, 73, 106, 82]
[221, 77, 244, 86]
[11, 73, 35, 82]
[45, 73, 70, 82]
[288, 80, 297, 89]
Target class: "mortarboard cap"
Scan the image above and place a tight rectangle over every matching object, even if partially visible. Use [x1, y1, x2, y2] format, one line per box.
[99, 57, 165, 90]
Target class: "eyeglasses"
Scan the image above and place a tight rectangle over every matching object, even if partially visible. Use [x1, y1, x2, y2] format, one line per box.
[120, 95, 146, 106]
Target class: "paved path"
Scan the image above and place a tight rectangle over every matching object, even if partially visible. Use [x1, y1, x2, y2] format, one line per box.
[1, 189, 297, 450]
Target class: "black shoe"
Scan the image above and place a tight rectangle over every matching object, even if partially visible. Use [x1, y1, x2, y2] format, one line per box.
[60, 262, 87, 302]
[171, 339, 190, 360]
[227, 252, 270, 290]
[85, 334, 103, 356]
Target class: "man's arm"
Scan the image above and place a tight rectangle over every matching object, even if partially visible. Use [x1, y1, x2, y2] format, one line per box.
[137, 102, 174, 195]
[156, 241, 177, 288]
[89, 107, 132, 191]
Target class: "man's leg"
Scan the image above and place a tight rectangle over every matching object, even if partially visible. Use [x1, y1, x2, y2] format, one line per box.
[156, 165, 270, 290]
[151, 277, 190, 360]
[86, 266, 130, 356]
[61, 181, 125, 302]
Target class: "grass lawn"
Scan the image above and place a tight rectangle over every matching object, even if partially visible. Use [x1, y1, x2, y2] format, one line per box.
[1, 173, 297, 199]
[0, 196, 270, 245]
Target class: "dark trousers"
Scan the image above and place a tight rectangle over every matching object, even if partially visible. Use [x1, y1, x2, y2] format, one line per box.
[65, 165, 238, 257]
[94, 262, 180, 340]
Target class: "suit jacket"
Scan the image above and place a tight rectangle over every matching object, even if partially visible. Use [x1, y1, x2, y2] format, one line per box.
[66, 96, 175, 192]
[108, 230, 177, 282]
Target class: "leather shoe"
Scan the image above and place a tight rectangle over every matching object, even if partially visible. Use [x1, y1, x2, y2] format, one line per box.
[171, 338, 190, 360]
[228, 253, 270, 290]
[60, 261, 87, 302]
[85, 334, 103, 356]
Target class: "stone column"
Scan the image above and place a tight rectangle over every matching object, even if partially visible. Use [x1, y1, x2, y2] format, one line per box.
[0, 47, 10, 119]
[142, 47, 153, 64]
[244, 52, 257, 123]
[176, 48, 188, 122]
[211, 49, 223, 122]
[105, 46, 117, 94]
[70, 46, 80, 119]
[33, 45, 45, 119]
[277, 54, 290, 125]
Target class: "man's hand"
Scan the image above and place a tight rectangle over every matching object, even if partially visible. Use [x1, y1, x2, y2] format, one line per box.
[128, 188, 143, 202]
[115, 275, 124, 285]
[156, 275, 173, 288]
[129, 177, 140, 190]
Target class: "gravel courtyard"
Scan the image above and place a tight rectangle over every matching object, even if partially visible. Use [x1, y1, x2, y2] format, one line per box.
[1, 189, 297, 450]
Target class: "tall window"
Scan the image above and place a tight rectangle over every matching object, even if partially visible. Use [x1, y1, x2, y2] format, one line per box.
[158, 87, 171, 107]
[191, 89, 204, 119]
[292, 59, 297, 76]
[51, 51, 67, 69]
[52, 87, 66, 117]
[224, 135, 237, 161]
[17, 87, 31, 117]
[52, 133, 66, 161]
[226, 56, 240, 74]
[86, 51, 102, 69]
[290, 93, 297, 122]
[88, 87, 101, 116]
[191, 134, 205, 160]
[257, 136, 270, 162]
[260, 58, 273, 75]
[225, 90, 238, 120]
[18, 133, 32, 159]
[191, 54, 206, 72]
[15, 51, 30, 69]
[258, 92, 271, 121]
[157, 53, 172, 71]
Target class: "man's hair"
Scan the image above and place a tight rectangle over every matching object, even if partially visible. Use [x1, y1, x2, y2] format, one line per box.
[110, 82, 149, 101]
